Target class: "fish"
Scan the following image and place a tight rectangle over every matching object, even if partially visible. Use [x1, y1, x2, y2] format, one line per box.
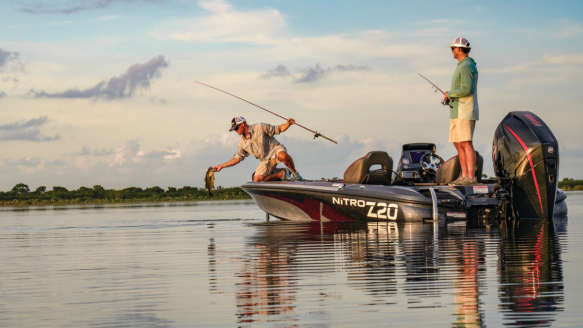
[204, 167, 215, 197]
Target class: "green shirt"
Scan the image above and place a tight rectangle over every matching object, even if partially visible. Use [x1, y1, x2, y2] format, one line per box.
[449, 57, 479, 120]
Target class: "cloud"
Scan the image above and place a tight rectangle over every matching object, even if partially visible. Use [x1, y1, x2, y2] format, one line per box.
[481, 52, 583, 76]
[0, 131, 403, 190]
[73, 146, 114, 156]
[260, 64, 291, 79]
[260, 63, 371, 83]
[0, 92, 5, 99]
[16, 0, 165, 14]
[151, 0, 285, 44]
[29, 55, 169, 100]
[0, 116, 60, 142]
[109, 139, 143, 166]
[0, 49, 20, 69]
[543, 54, 583, 65]
[552, 19, 583, 38]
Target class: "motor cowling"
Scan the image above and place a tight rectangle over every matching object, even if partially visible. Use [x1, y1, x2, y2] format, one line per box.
[493, 111, 559, 219]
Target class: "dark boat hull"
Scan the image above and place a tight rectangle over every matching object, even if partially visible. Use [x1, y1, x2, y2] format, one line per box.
[243, 181, 568, 222]
[244, 181, 492, 222]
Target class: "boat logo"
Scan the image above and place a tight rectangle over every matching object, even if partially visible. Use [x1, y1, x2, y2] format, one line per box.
[332, 197, 398, 220]
[548, 146, 554, 154]
[524, 114, 542, 126]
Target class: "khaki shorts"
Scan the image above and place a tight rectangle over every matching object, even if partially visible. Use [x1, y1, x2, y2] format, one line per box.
[255, 146, 287, 177]
[449, 118, 476, 142]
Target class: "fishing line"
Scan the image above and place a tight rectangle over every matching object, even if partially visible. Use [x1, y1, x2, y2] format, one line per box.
[193, 81, 338, 144]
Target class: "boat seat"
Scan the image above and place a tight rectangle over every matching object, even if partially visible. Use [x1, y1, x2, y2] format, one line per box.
[435, 151, 483, 184]
[344, 151, 393, 185]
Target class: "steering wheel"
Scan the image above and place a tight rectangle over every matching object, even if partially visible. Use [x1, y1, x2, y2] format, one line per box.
[419, 153, 444, 175]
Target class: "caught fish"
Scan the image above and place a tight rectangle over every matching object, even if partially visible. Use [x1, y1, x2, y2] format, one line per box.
[204, 167, 215, 197]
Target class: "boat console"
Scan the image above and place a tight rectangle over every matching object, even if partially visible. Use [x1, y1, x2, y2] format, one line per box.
[393, 143, 442, 184]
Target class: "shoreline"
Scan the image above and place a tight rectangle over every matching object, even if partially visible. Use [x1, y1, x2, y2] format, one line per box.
[0, 196, 253, 208]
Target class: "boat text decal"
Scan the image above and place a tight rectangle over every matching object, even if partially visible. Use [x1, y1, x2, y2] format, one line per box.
[332, 197, 398, 220]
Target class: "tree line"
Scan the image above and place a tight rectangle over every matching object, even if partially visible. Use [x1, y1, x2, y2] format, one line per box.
[558, 178, 583, 191]
[1, 183, 251, 206]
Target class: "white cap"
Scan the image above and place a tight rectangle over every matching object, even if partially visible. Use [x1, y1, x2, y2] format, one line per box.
[448, 37, 471, 49]
[229, 116, 246, 131]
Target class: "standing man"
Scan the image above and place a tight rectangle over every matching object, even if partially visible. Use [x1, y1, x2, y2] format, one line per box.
[444, 37, 479, 186]
[213, 116, 303, 182]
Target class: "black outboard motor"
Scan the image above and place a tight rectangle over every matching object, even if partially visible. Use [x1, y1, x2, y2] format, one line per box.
[493, 111, 559, 219]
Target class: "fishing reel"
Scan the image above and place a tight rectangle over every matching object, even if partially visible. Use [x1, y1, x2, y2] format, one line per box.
[313, 132, 321, 139]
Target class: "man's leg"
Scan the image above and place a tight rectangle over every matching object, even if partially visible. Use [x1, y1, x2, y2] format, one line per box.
[460, 141, 476, 179]
[254, 159, 286, 182]
[453, 142, 468, 178]
[277, 151, 297, 173]
[262, 171, 285, 181]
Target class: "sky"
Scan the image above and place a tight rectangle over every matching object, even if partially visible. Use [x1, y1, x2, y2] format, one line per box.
[0, 0, 582, 191]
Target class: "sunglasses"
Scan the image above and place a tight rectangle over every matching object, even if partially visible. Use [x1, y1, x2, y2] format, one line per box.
[451, 47, 458, 52]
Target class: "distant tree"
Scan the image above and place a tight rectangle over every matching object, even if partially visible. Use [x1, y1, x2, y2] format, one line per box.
[78, 186, 93, 192]
[123, 187, 144, 193]
[53, 186, 68, 192]
[93, 185, 105, 192]
[482, 174, 488, 178]
[146, 186, 164, 193]
[35, 186, 47, 194]
[12, 183, 30, 194]
[167, 187, 177, 192]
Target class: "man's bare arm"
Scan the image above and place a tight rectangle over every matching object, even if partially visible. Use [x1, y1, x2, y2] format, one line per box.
[279, 118, 295, 133]
[213, 157, 241, 172]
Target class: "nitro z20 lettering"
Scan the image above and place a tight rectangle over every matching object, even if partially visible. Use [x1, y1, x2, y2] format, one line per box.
[332, 197, 399, 220]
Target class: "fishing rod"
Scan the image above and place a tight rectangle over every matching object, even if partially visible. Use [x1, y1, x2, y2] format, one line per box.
[418, 73, 449, 106]
[193, 80, 338, 144]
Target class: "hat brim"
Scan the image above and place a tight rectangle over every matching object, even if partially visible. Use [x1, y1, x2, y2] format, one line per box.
[448, 45, 471, 49]
[229, 124, 240, 132]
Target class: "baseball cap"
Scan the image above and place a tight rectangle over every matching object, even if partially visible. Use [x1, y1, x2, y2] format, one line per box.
[448, 37, 471, 49]
[229, 116, 246, 131]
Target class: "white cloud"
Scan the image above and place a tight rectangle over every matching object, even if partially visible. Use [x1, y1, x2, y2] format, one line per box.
[151, 0, 285, 44]
[543, 54, 583, 65]
[109, 139, 142, 166]
[150, 1, 432, 62]
[0, 132, 402, 190]
[552, 19, 583, 38]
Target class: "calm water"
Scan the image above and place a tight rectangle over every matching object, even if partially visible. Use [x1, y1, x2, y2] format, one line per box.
[1, 194, 582, 327]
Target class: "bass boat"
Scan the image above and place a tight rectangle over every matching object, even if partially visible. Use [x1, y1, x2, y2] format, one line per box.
[242, 111, 567, 222]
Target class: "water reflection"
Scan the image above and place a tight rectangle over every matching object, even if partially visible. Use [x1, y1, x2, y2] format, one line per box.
[498, 220, 564, 327]
[221, 219, 564, 327]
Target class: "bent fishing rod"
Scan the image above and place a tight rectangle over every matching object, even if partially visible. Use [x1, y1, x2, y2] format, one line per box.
[418, 73, 449, 106]
[193, 81, 338, 144]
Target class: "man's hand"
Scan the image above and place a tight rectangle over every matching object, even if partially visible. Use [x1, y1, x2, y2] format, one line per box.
[444, 91, 450, 101]
[213, 165, 222, 172]
[280, 118, 295, 133]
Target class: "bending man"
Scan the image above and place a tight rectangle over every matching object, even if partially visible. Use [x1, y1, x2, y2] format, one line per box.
[213, 116, 303, 182]
[444, 37, 480, 186]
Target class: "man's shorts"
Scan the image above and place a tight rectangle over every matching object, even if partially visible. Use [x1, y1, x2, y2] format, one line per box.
[255, 146, 287, 178]
[449, 118, 476, 142]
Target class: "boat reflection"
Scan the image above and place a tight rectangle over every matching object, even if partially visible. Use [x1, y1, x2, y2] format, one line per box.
[212, 218, 564, 326]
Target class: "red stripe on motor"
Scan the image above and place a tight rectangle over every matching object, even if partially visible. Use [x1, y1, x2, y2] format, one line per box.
[503, 124, 544, 214]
